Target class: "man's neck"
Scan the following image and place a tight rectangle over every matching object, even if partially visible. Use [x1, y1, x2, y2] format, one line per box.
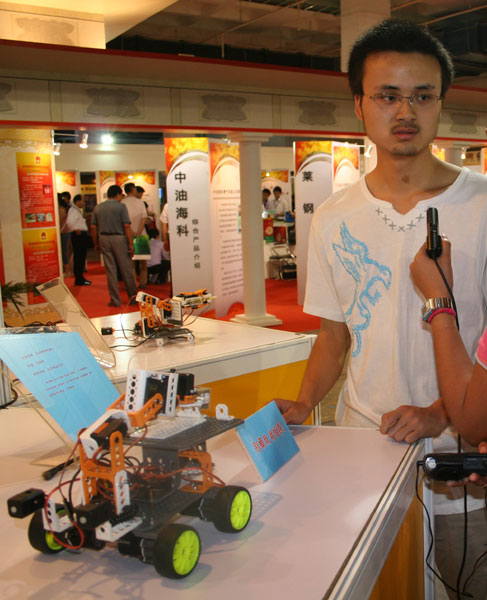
[365, 151, 461, 214]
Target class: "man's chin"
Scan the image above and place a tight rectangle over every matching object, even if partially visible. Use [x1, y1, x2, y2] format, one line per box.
[390, 144, 419, 157]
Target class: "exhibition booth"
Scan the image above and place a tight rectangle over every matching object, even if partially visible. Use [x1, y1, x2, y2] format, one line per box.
[0, 20, 487, 600]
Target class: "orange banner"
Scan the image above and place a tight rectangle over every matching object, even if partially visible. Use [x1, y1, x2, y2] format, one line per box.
[164, 137, 209, 174]
[56, 171, 76, 187]
[17, 152, 55, 229]
[261, 170, 289, 183]
[209, 142, 239, 180]
[332, 144, 360, 176]
[22, 228, 60, 304]
[294, 141, 332, 173]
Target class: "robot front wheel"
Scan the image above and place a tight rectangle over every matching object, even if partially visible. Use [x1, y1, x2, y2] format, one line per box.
[153, 523, 201, 579]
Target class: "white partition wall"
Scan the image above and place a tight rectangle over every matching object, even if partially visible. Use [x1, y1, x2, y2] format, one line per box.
[294, 141, 333, 305]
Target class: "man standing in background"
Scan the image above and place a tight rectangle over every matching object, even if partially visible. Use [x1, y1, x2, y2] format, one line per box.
[122, 182, 148, 289]
[66, 194, 91, 286]
[90, 184, 137, 307]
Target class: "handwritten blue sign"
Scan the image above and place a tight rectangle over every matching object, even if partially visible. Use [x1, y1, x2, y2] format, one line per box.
[0, 331, 119, 440]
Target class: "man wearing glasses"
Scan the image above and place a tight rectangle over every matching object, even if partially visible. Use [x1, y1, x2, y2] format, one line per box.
[275, 19, 487, 598]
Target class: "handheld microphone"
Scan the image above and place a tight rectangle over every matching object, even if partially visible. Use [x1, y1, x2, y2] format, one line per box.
[426, 207, 442, 258]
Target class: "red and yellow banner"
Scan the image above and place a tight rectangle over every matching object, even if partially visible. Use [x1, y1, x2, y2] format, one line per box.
[295, 140, 332, 173]
[56, 170, 76, 188]
[164, 137, 209, 174]
[261, 170, 289, 183]
[115, 171, 156, 187]
[332, 144, 360, 176]
[209, 142, 239, 180]
[17, 152, 55, 229]
[22, 228, 60, 304]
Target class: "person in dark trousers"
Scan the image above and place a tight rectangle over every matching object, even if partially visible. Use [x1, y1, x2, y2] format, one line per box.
[90, 185, 137, 307]
[66, 194, 91, 286]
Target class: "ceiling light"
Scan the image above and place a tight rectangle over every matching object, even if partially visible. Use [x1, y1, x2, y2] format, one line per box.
[101, 133, 113, 145]
[265, 172, 270, 177]
[79, 133, 88, 149]
[128, 174, 134, 180]
[461, 147, 466, 160]
[53, 143, 61, 156]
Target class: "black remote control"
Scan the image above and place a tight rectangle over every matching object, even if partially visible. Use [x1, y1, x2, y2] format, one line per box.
[422, 452, 487, 481]
[426, 207, 442, 258]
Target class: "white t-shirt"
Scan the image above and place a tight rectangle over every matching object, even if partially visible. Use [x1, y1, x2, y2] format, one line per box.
[266, 195, 291, 216]
[305, 167, 487, 514]
[122, 195, 147, 236]
[160, 203, 168, 225]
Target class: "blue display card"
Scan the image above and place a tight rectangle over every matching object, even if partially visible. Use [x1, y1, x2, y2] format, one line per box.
[236, 401, 300, 481]
[0, 331, 119, 441]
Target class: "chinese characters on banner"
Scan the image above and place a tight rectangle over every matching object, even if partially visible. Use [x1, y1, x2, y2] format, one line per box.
[293, 141, 333, 305]
[17, 152, 59, 304]
[209, 141, 243, 317]
[332, 142, 360, 193]
[164, 138, 213, 295]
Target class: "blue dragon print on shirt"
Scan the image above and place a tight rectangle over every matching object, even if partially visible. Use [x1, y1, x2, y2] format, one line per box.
[333, 222, 392, 357]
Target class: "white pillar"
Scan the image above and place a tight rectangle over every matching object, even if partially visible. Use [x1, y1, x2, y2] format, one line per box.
[340, 0, 390, 72]
[228, 133, 281, 327]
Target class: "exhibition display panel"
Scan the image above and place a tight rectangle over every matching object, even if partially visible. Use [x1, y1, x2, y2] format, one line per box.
[0, 405, 424, 599]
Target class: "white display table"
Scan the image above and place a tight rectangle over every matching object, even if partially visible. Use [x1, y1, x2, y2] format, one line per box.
[0, 406, 424, 599]
[92, 314, 318, 424]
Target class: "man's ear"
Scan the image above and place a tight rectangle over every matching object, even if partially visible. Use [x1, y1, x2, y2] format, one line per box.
[354, 94, 364, 121]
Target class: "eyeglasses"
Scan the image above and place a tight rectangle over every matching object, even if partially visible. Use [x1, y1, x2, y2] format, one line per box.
[367, 92, 442, 108]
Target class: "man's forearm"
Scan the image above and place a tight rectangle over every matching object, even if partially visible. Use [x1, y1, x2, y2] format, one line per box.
[296, 321, 350, 413]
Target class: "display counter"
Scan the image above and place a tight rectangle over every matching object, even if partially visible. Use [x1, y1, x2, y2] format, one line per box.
[0, 406, 424, 599]
[93, 314, 318, 423]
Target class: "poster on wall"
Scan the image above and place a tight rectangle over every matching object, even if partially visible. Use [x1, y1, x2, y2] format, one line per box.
[22, 228, 59, 304]
[0, 221, 4, 287]
[17, 152, 60, 304]
[261, 170, 292, 209]
[294, 141, 333, 305]
[332, 142, 360, 193]
[99, 170, 115, 201]
[164, 138, 213, 296]
[209, 141, 242, 318]
[17, 152, 56, 229]
[56, 170, 80, 200]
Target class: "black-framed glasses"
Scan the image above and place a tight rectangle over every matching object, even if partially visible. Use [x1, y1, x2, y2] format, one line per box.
[367, 92, 442, 108]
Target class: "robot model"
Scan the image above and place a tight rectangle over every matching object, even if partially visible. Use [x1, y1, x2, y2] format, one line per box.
[134, 289, 215, 345]
[7, 369, 251, 579]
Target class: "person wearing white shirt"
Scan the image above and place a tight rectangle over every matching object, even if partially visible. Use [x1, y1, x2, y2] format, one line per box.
[265, 186, 291, 217]
[66, 194, 91, 286]
[122, 182, 148, 288]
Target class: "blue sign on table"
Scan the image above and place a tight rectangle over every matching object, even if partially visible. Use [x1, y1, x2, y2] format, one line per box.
[237, 401, 300, 481]
[0, 331, 119, 440]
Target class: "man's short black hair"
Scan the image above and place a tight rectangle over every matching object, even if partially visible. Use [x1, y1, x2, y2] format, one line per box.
[136, 186, 145, 193]
[107, 184, 122, 198]
[348, 19, 454, 98]
[273, 186, 282, 193]
[73, 194, 82, 204]
[124, 182, 135, 194]
[262, 188, 271, 195]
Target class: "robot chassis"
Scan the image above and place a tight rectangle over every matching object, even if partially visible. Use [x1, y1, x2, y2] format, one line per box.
[7, 369, 252, 579]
